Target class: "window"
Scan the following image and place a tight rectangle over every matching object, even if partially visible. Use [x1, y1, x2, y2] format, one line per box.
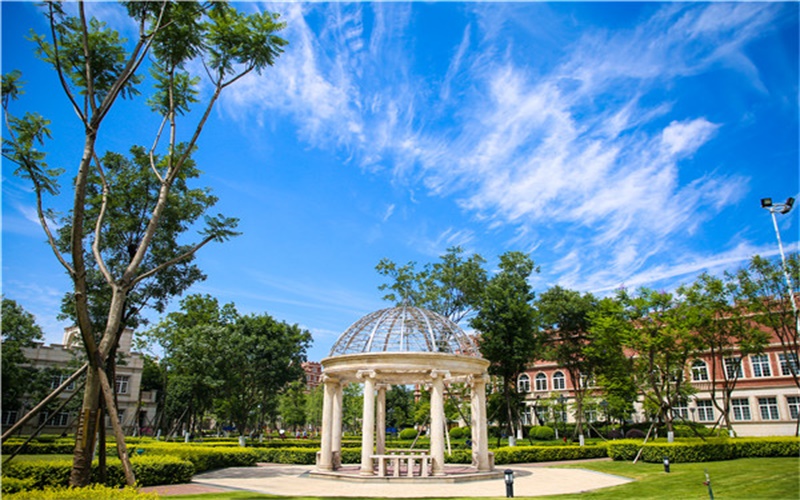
[50, 373, 75, 391]
[2, 411, 18, 426]
[696, 400, 714, 422]
[787, 396, 800, 420]
[758, 397, 780, 420]
[691, 360, 709, 381]
[779, 353, 799, 376]
[672, 402, 688, 420]
[580, 373, 595, 389]
[553, 371, 566, 390]
[731, 398, 751, 421]
[115, 375, 130, 395]
[535, 405, 549, 425]
[724, 357, 743, 379]
[517, 374, 531, 393]
[584, 409, 598, 422]
[535, 373, 547, 391]
[521, 405, 533, 425]
[48, 411, 70, 427]
[750, 354, 772, 378]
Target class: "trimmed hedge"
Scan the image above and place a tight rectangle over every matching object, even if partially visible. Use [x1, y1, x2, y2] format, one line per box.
[133, 443, 259, 473]
[606, 437, 800, 463]
[1, 455, 193, 489]
[3, 485, 158, 500]
[399, 428, 418, 440]
[493, 444, 608, 464]
[529, 426, 555, 441]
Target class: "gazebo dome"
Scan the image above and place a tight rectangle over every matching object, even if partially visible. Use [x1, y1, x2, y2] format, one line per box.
[328, 305, 479, 357]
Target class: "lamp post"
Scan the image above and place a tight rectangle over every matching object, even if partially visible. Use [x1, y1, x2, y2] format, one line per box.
[557, 394, 567, 441]
[504, 469, 515, 498]
[760, 197, 799, 335]
[690, 406, 696, 423]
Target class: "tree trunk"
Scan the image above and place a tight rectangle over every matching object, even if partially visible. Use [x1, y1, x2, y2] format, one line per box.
[69, 367, 102, 486]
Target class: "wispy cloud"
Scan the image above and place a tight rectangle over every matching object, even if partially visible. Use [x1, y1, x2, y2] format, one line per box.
[220, 2, 786, 289]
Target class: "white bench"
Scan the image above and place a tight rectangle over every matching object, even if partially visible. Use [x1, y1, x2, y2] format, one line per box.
[371, 452, 430, 477]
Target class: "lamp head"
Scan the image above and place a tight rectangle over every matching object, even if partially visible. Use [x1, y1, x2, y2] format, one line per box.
[761, 198, 773, 208]
[781, 197, 795, 214]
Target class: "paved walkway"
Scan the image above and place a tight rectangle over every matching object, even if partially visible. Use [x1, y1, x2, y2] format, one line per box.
[141, 460, 631, 497]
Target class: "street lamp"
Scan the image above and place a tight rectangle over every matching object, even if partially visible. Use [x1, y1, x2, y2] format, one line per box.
[760, 197, 799, 336]
[600, 400, 609, 438]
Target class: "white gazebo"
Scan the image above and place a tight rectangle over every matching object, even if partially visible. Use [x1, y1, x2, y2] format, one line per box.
[314, 305, 494, 479]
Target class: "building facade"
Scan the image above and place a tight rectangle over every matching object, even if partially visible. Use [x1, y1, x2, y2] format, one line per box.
[516, 329, 798, 437]
[2, 327, 158, 437]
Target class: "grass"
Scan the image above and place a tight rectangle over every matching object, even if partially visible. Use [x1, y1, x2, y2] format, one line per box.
[163, 457, 798, 500]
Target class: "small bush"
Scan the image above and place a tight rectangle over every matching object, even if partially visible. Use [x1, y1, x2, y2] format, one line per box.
[399, 428, 418, 440]
[625, 429, 646, 439]
[530, 426, 555, 441]
[449, 427, 470, 439]
[605, 429, 624, 439]
[3, 485, 157, 500]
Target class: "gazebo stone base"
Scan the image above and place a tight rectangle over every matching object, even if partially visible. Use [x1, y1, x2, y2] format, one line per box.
[309, 465, 504, 483]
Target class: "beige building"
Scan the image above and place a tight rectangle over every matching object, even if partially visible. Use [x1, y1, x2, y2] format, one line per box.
[3, 327, 158, 436]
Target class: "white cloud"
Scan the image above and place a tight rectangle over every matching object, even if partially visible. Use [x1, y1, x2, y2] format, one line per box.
[661, 119, 720, 158]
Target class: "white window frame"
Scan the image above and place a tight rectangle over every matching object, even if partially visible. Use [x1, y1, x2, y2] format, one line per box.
[517, 374, 531, 393]
[724, 357, 743, 379]
[731, 398, 751, 421]
[696, 400, 714, 422]
[758, 397, 780, 421]
[534, 373, 547, 392]
[691, 360, 709, 381]
[672, 402, 688, 420]
[779, 353, 799, 376]
[115, 375, 130, 395]
[553, 371, 566, 390]
[750, 354, 772, 378]
[787, 396, 800, 420]
[2, 411, 18, 426]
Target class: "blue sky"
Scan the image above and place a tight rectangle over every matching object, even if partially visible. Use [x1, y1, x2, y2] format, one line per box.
[2, 2, 798, 362]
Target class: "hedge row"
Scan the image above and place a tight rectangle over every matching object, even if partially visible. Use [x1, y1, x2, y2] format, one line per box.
[1, 456, 192, 490]
[133, 443, 259, 473]
[606, 437, 800, 463]
[493, 444, 609, 464]
[4, 485, 158, 500]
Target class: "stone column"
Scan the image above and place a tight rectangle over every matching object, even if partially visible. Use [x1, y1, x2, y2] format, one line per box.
[470, 374, 491, 471]
[318, 374, 337, 471]
[332, 382, 344, 468]
[358, 370, 377, 475]
[430, 370, 448, 476]
[376, 384, 388, 455]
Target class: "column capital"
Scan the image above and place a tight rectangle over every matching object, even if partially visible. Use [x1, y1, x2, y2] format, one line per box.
[356, 369, 377, 381]
[467, 373, 490, 387]
[430, 369, 450, 380]
[321, 374, 339, 385]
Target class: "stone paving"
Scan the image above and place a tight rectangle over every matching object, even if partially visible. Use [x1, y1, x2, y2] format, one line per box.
[141, 459, 632, 497]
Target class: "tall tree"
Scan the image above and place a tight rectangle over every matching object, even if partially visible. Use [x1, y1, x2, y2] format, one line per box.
[377, 246, 487, 323]
[278, 381, 308, 433]
[682, 273, 767, 436]
[2, 1, 287, 486]
[1, 298, 46, 418]
[471, 251, 540, 442]
[614, 287, 700, 441]
[537, 286, 599, 445]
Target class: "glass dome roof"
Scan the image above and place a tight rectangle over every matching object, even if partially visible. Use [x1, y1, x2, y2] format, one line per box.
[328, 305, 479, 357]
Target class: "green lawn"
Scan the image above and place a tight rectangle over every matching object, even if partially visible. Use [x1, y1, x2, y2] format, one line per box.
[166, 457, 799, 500]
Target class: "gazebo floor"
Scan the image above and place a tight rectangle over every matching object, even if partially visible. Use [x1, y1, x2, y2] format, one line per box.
[308, 464, 504, 483]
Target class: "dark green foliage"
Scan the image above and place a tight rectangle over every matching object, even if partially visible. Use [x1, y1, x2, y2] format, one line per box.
[0, 477, 37, 495]
[399, 427, 419, 440]
[606, 438, 800, 463]
[530, 426, 556, 441]
[493, 444, 608, 464]
[1, 298, 46, 412]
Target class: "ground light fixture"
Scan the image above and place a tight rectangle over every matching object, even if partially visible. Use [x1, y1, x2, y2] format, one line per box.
[663, 455, 670, 473]
[504, 469, 514, 498]
[759, 196, 799, 337]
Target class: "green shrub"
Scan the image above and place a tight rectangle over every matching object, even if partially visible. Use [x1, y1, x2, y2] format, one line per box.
[1, 477, 37, 495]
[606, 437, 800, 463]
[449, 427, 469, 439]
[492, 444, 607, 464]
[530, 426, 555, 441]
[3, 485, 157, 499]
[133, 443, 258, 473]
[1, 455, 192, 489]
[399, 428, 418, 440]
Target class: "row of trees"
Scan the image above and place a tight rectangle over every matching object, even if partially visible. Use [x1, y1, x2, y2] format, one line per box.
[377, 247, 799, 441]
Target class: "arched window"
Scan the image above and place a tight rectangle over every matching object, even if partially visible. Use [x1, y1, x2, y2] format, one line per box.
[518, 374, 531, 393]
[553, 371, 566, 390]
[691, 360, 709, 381]
[535, 373, 547, 391]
